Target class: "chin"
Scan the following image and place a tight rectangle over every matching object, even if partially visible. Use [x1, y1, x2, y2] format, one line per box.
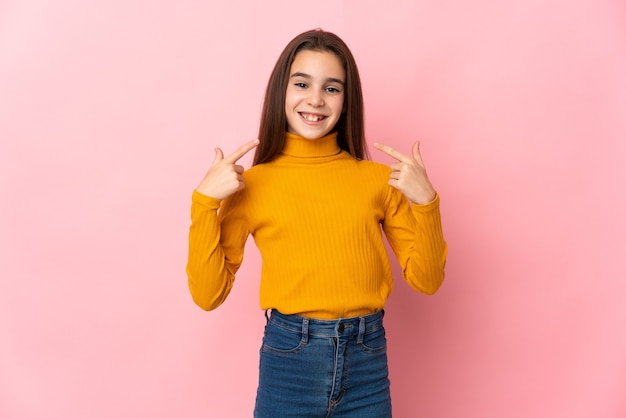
[292, 126, 333, 140]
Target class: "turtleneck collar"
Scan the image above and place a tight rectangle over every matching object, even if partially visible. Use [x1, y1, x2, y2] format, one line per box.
[281, 132, 342, 158]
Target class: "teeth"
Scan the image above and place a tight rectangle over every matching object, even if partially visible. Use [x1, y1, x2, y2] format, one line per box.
[302, 113, 323, 122]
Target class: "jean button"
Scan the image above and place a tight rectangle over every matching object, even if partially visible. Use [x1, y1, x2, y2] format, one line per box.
[338, 323, 345, 332]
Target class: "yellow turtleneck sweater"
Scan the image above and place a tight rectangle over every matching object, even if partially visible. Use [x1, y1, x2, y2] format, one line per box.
[187, 132, 447, 319]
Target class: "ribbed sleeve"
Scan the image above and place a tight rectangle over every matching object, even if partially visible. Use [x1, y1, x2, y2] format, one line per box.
[186, 191, 245, 310]
[383, 192, 447, 294]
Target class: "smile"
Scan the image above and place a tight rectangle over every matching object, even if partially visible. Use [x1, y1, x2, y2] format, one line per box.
[299, 112, 327, 122]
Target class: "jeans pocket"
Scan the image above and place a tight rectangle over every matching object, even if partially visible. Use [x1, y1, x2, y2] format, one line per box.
[261, 322, 305, 357]
[359, 325, 387, 355]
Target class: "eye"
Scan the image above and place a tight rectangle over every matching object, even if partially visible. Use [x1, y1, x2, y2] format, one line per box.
[326, 86, 341, 94]
[294, 82, 307, 88]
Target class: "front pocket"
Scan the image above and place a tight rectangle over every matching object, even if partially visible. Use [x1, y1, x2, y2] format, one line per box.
[261, 322, 305, 357]
[359, 325, 387, 355]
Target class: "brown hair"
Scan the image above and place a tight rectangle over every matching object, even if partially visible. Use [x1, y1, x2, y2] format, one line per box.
[253, 29, 368, 165]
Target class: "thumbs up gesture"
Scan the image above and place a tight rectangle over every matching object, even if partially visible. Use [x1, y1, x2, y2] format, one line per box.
[196, 139, 260, 200]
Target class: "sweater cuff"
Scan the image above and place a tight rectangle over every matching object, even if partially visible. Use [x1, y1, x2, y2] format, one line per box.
[411, 192, 440, 213]
[192, 189, 222, 210]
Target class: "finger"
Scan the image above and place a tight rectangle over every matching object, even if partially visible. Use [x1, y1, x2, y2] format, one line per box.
[387, 178, 399, 190]
[412, 141, 423, 162]
[233, 164, 244, 174]
[412, 141, 426, 167]
[372, 142, 411, 163]
[213, 147, 224, 165]
[223, 139, 260, 164]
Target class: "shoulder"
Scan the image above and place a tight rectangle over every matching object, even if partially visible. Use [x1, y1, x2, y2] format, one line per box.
[354, 158, 391, 179]
[242, 159, 279, 180]
[356, 158, 389, 170]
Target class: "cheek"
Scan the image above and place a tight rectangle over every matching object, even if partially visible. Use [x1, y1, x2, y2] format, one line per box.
[284, 92, 299, 111]
[332, 96, 345, 114]
[284, 88, 292, 106]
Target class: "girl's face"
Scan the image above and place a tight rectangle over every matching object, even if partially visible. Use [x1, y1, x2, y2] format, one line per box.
[285, 50, 345, 140]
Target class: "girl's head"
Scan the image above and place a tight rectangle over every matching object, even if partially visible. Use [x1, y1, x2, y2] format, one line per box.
[254, 29, 367, 165]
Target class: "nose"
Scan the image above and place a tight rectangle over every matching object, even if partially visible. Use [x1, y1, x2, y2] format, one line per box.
[307, 90, 324, 107]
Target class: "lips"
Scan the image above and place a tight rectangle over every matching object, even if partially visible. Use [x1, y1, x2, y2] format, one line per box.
[299, 112, 327, 122]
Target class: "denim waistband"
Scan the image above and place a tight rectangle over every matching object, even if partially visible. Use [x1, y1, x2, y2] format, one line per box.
[266, 309, 385, 341]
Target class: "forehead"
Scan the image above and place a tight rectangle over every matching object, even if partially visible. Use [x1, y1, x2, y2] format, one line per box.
[290, 50, 345, 80]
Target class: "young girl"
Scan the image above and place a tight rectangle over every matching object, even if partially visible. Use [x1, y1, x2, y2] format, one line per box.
[187, 29, 447, 418]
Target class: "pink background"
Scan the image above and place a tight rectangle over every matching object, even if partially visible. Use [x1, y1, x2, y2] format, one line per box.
[2, 1, 626, 417]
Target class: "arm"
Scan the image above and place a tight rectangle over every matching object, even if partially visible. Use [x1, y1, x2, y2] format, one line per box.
[186, 139, 258, 310]
[374, 141, 448, 294]
[382, 190, 447, 294]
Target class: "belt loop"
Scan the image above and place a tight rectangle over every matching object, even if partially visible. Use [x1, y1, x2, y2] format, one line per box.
[264, 309, 270, 323]
[301, 318, 309, 345]
[357, 316, 366, 344]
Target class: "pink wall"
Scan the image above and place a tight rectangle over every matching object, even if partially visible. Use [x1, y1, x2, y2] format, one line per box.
[2, 1, 625, 417]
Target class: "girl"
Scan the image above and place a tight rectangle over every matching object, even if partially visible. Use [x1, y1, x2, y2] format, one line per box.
[187, 29, 447, 418]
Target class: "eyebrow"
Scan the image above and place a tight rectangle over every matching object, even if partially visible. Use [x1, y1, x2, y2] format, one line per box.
[290, 71, 345, 86]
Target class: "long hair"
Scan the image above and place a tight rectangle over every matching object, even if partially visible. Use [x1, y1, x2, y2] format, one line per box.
[253, 29, 368, 165]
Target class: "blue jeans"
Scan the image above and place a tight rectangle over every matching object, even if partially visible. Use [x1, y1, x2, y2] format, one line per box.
[254, 310, 392, 418]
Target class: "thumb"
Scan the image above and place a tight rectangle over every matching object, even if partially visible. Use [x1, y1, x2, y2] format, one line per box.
[213, 147, 224, 165]
[412, 141, 421, 161]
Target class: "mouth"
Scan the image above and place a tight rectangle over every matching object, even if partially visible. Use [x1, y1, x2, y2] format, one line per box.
[299, 112, 327, 123]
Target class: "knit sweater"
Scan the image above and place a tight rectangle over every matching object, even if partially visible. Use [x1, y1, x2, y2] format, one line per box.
[187, 132, 447, 319]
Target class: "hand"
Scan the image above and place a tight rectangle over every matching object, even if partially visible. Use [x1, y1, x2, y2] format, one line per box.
[195, 139, 260, 200]
[373, 141, 437, 205]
